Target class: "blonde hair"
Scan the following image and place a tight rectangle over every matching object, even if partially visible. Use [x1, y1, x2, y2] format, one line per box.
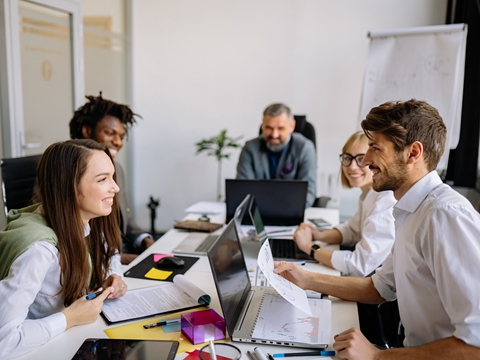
[340, 131, 368, 188]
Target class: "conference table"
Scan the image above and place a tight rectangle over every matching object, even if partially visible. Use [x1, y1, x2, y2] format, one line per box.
[14, 207, 359, 360]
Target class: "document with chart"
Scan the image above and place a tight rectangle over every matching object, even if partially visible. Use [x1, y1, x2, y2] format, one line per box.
[257, 239, 312, 315]
[255, 240, 331, 344]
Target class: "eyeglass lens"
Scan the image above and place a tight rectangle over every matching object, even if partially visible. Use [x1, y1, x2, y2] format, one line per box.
[340, 154, 365, 167]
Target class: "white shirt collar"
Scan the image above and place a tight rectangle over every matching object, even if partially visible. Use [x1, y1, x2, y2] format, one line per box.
[84, 222, 91, 237]
[395, 170, 443, 214]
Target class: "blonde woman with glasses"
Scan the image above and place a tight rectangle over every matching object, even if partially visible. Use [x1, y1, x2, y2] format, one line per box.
[294, 131, 396, 276]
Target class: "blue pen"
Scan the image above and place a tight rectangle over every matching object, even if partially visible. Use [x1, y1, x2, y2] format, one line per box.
[272, 350, 335, 357]
[85, 289, 104, 300]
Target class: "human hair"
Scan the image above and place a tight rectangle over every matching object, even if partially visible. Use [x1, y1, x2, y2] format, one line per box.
[36, 139, 121, 306]
[263, 103, 293, 120]
[69, 93, 140, 139]
[340, 131, 368, 189]
[361, 99, 446, 171]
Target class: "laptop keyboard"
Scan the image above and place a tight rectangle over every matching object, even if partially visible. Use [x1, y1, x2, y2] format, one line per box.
[195, 234, 219, 252]
[270, 239, 297, 258]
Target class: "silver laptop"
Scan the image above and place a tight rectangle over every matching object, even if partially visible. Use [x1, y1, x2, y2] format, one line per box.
[207, 219, 330, 348]
[249, 197, 314, 262]
[172, 194, 251, 255]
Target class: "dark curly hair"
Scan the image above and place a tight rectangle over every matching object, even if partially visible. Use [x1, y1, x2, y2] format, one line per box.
[69, 92, 140, 139]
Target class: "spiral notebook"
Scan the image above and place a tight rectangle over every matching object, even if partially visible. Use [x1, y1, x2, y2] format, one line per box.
[207, 219, 330, 348]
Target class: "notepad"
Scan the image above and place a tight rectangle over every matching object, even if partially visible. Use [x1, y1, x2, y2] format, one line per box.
[101, 275, 211, 324]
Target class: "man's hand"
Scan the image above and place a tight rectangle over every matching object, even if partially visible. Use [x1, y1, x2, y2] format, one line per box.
[142, 236, 155, 250]
[333, 327, 381, 360]
[121, 253, 138, 265]
[273, 261, 310, 289]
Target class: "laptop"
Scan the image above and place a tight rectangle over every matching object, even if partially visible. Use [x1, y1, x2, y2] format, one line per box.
[225, 179, 307, 226]
[172, 194, 251, 255]
[206, 219, 330, 348]
[249, 196, 315, 262]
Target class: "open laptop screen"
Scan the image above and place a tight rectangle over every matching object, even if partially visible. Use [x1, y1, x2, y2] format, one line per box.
[225, 179, 307, 226]
[207, 220, 251, 335]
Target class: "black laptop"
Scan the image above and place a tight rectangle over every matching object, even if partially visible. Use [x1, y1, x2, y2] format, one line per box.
[225, 179, 307, 226]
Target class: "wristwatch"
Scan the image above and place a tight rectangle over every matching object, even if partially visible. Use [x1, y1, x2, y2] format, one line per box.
[310, 244, 321, 258]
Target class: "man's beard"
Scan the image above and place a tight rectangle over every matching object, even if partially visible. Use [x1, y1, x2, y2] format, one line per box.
[265, 136, 290, 152]
[371, 153, 409, 193]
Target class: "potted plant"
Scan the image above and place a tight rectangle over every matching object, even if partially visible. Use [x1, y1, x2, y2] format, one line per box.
[195, 129, 242, 201]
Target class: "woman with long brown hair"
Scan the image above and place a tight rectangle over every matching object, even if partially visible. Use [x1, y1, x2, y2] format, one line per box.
[0, 139, 127, 359]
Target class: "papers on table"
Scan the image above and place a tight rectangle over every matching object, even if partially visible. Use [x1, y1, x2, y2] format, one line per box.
[101, 275, 210, 323]
[257, 240, 312, 316]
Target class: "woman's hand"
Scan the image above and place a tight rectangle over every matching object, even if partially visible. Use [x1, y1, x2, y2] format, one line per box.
[102, 274, 127, 299]
[293, 223, 315, 254]
[62, 286, 114, 329]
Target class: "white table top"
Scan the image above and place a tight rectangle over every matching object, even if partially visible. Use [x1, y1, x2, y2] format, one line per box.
[15, 208, 358, 360]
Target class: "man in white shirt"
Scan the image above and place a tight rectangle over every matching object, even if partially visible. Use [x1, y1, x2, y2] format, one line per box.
[274, 99, 480, 359]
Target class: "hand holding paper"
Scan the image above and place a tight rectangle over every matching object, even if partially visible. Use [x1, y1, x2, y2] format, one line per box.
[257, 240, 312, 316]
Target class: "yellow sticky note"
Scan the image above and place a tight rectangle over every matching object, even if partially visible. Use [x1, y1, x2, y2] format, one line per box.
[144, 267, 172, 280]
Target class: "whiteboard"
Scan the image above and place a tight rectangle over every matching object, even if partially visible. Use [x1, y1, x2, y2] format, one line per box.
[359, 24, 467, 171]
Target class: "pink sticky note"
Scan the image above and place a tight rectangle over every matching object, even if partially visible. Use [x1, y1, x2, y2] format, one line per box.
[153, 254, 174, 262]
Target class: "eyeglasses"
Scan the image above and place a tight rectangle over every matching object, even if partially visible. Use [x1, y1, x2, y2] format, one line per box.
[339, 153, 366, 167]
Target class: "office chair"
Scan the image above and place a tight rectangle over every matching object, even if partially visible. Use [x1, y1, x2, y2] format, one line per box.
[358, 296, 404, 349]
[1, 154, 42, 216]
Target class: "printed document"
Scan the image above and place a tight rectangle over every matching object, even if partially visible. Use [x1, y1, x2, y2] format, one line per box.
[102, 275, 210, 323]
[257, 240, 312, 316]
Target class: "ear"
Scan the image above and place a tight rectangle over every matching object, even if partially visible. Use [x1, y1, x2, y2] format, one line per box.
[81, 125, 92, 139]
[290, 119, 296, 133]
[406, 141, 423, 165]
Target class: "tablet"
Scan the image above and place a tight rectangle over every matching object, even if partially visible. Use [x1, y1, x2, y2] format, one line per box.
[71, 338, 179, 360]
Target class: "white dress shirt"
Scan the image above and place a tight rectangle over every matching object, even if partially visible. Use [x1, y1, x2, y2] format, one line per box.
[331, 188, 396, 276]
[0, 226, 122, 359]
[372, 171, 480, 347]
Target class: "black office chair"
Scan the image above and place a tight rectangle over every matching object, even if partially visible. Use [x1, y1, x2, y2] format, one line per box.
[1, 154, 42, 216]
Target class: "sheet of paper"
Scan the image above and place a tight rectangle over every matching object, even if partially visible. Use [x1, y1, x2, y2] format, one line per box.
[102, 275, 209, 323]
[257, 240, 312, 316]
[252, 294, 331, 345]
[185, 201, 226, 215]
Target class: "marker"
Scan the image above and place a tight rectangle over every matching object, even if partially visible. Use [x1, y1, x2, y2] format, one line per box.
[254, 347, 269, 360]
[85, 290, 104, 300]
[209, 340, 217, 360]
[272, 350, 336, 357]
[143, 319, 181, 329]
[246, 351, 257, 360]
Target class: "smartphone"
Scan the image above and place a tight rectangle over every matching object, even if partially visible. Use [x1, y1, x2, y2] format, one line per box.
[308, 218, 331, 228]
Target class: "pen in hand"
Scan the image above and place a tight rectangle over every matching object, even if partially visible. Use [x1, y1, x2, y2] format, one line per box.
[143, 319, 181, 329]
[85, 289, 104, 300]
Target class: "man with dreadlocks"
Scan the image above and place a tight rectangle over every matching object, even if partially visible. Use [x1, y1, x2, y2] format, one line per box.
[69, 93, 154, 264]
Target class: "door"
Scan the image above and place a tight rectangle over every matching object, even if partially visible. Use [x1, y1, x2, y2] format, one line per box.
[0, 0, 84, 157]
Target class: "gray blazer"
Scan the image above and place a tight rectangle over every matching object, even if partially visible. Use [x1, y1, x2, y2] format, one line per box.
[236, 132, 317, 207]
[116, 162, 149, 254]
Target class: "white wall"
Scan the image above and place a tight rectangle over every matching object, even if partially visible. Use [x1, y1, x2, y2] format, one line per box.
[130, 0, 447, 233]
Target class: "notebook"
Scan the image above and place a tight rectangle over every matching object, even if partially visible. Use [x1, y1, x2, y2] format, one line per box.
[172, 194, 251, 255]
[225, 179, 307, 226]
[207, 219, 330, 348]
[249, 196, 315, 262]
